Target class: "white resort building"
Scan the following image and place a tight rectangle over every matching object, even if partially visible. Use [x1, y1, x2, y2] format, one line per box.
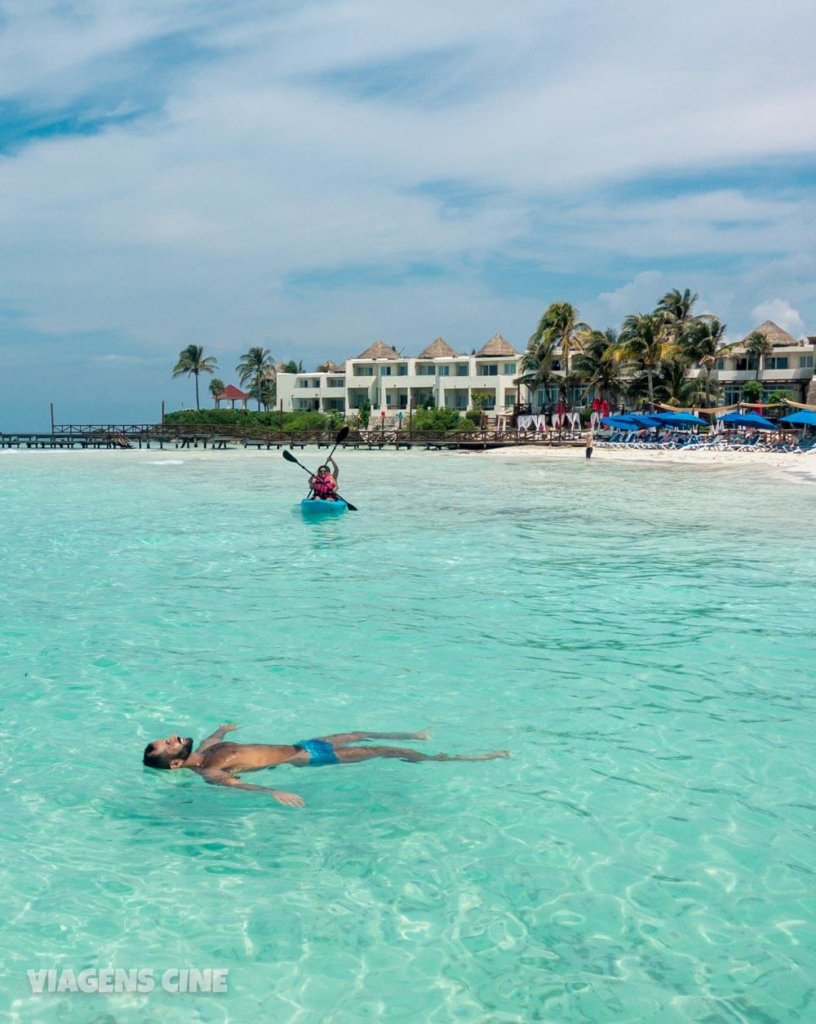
[705, 321, 815, 405]
[276, 335, 523, 423]
[273, 320, 816, 422]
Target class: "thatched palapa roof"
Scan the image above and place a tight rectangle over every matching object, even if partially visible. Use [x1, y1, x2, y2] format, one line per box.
[417, 337, 461, 359]
[475, 333, 519, 357]
[742, 320, 799, 348]
[355, 340, 400, 360]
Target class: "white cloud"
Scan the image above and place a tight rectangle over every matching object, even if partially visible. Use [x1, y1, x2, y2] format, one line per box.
[597, 272, 665, 316]
[749, 299, 805, 335]
[1, 0, 816, 427]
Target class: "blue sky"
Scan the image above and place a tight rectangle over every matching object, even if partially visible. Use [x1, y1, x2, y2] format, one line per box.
[1, 0, 815, 429]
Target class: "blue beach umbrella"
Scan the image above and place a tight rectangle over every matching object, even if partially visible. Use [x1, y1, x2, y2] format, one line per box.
[779, 410, 816, 427]
[653, 411, 707, 426]
[601, 416, 639, 429]
[719, 411, 776, 430]
[626, 413, 663, 428]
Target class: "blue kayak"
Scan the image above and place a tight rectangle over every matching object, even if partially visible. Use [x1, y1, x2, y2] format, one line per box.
[300, 498, 347, 516]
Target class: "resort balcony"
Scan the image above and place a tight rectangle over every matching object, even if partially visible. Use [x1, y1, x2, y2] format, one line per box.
[716, 368, 814, 383]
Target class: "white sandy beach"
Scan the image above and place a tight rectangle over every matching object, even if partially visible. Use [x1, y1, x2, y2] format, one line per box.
[475, 441, 816, 483]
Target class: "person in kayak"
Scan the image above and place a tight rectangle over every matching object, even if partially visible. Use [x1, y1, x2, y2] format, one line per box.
[308, 456, 339, 500]
[142, 725, 509, 806]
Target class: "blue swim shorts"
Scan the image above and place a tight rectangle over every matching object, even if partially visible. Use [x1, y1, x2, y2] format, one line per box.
[296, 738, 339, 766]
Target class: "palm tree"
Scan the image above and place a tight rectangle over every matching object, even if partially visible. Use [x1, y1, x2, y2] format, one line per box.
[571, 328, 628, 405]
[658, 288, 699, 328]
[653, 359, 699, 407]
[681, 317, 727, 404]
[252, 378, 275, 411]
[208, 377, 225, 405]
[528, 302, 591, 400]
[172, 345, 218, 410]
[745, 330, 772, 380]
[656, 289, 701, 364]
[280, 359, 304, 374]
[618, 312, 669, 406]
[236, 347, 275, 411]
[516, 336, 556, 408]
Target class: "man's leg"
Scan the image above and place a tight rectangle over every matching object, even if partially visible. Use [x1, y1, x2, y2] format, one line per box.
[317, 730, 430, 747]
[333, 745, 508, 763]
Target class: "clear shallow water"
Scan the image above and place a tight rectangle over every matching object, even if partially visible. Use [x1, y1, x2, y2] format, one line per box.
[1, 448, 814, 1023]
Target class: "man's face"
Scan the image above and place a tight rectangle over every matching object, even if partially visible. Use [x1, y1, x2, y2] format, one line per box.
[148, 734, 194, 763]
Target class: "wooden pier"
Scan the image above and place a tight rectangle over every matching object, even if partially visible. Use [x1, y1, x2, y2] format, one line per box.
[0, 423, 588, 452]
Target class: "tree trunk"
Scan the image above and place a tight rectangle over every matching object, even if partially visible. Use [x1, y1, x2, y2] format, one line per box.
[195, 372, 200, 410]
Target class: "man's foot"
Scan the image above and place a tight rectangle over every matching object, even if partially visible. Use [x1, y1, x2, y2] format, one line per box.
[414, 728, 431, 741]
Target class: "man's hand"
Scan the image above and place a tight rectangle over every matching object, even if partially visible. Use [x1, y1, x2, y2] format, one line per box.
[273, 790, 306, 807]
[201, 771, 305, 807]
[196, 723, 239, 752]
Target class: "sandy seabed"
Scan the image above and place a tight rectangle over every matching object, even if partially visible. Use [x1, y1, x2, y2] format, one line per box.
[4, 442, 815, 485]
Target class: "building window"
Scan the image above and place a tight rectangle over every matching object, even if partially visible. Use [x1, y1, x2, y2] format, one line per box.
[765, 356, 788, 370]
[328, 378, 344, 388]
[353, 365, 373, 376]
[715, 359, 726, 370]
[380, 366, 392, 376]
[800, 355, 814, 368]
[417, 364, 435, 376]
[478, 364, 498, 376]
[503, 363, 516, 374]
[438, 365, 450, 376]
[455, 364, 468, 376]
[397, 364, 408, 376]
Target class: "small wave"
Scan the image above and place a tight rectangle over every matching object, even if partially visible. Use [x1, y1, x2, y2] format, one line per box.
[147, 459, 184, 466]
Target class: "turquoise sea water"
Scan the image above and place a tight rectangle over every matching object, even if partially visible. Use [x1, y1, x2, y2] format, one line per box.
[1, 448, 814, 1023]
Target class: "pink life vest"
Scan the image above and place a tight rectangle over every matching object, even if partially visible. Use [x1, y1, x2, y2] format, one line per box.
[312, 473, 336, 498]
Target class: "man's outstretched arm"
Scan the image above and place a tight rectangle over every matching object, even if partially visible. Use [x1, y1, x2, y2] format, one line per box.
[196, 723, 238, 752]
[200, 769, 305, 807]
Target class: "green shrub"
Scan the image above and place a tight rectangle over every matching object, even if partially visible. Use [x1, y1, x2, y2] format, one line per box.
[163, 409, 330, 432]
[411, 407, 465, 434]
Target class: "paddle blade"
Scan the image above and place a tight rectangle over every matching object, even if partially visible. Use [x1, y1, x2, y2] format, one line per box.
[282, 449, 298, 462]
[337, 425, 350, 443]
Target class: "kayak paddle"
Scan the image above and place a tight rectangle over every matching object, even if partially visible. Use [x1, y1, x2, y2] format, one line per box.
[324, 425, 349, 464]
